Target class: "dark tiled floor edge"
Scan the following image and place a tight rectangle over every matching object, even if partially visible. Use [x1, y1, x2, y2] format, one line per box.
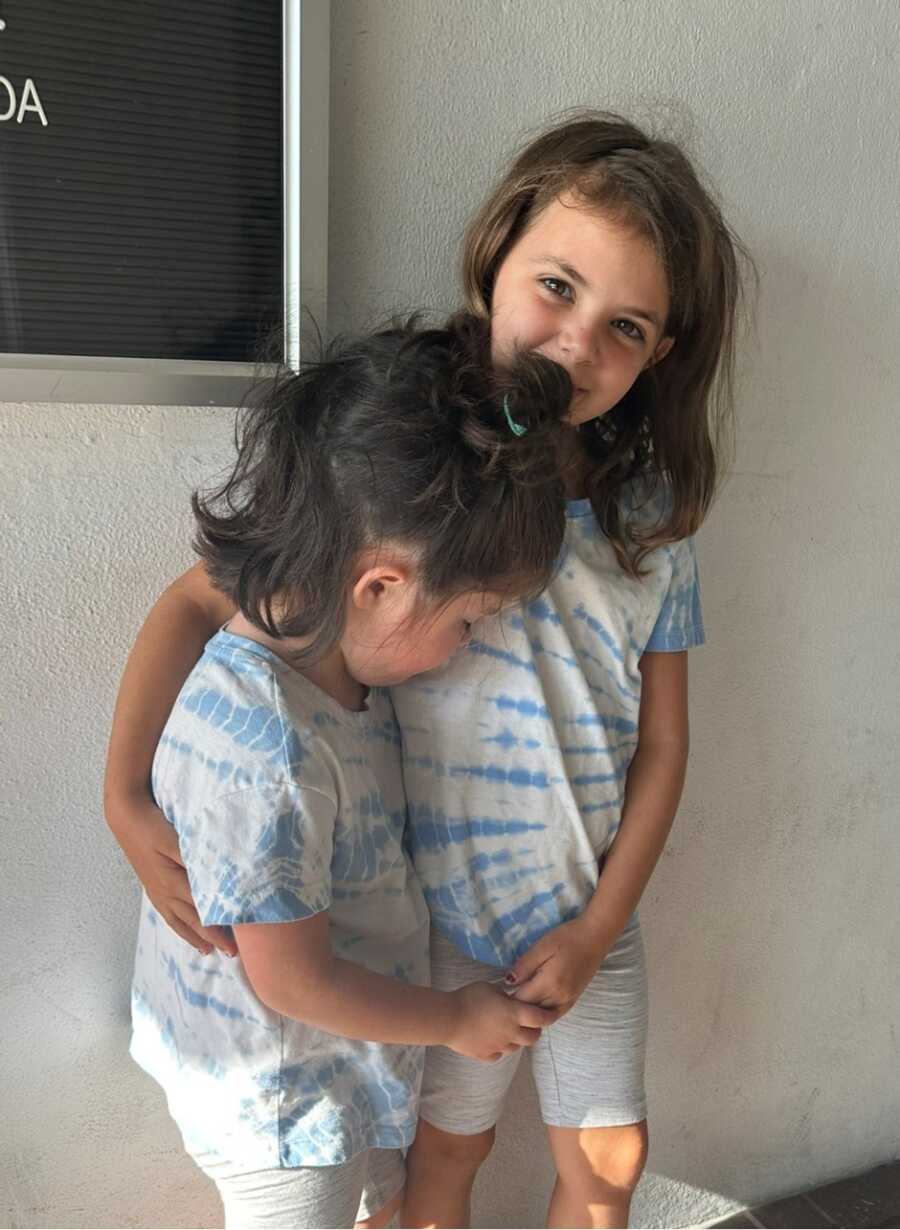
[709, 1159, 900, 1229]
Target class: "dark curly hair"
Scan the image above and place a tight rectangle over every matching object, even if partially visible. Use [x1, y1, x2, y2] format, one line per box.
[461, 110, 754, 573]
[192, 313, 569, 662]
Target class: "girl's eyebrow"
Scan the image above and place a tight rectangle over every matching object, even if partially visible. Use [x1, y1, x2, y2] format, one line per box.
[535, 255, 589, 288]
[620, 305, 663, 329]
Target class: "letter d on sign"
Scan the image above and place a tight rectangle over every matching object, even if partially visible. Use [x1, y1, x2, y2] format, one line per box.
[0, 76, 15, 122]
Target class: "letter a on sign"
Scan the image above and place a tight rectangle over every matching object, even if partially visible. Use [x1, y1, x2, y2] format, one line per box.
[18, 78, 49, 125]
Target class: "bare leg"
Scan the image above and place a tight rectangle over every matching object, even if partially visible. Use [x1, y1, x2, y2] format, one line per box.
[401, 1119, 495, 1228]
[545, 1121, 648, 1229]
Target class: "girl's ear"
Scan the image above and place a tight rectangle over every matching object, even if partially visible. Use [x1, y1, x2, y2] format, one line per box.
[350, 554, 414, 612]
[645, 336, 675, 369]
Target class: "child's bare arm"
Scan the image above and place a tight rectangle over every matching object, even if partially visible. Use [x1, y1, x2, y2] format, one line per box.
[104, 563, 238, 955]
[508, 651, 689, 1010]
[236, 911, 558, 1060]
[578, 649, 689, 938]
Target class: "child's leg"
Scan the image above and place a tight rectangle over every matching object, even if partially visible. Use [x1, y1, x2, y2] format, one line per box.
[532, 914, 649, 1229]
[404, 1118, 497, 1228]
[545, 1121, 648, 1229]
[401, 931, 524, 1228]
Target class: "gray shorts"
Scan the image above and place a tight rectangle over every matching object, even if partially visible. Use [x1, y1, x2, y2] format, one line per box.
[194, 1146, 405, 1229]
[420, 916, 648, 1134]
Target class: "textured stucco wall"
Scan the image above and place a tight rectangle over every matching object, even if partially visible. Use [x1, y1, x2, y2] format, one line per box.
[2, 2, 899, 1227]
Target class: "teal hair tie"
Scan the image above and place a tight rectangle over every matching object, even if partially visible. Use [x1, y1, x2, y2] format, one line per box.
[503, 394, 528, 437]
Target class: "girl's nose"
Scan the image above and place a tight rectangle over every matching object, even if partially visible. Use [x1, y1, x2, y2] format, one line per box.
[558, 322, 599, 365]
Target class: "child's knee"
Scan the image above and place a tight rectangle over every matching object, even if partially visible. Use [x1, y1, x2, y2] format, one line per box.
[409, 1119, 496, 1178]
[555, 1120, 649, 1195]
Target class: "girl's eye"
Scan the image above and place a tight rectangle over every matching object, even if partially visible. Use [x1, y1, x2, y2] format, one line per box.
[613, 318, 645, 342]
[539, 277, 574, 302]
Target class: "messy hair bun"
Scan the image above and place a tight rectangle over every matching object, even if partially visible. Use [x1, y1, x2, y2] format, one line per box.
[192, 312, 568, 659]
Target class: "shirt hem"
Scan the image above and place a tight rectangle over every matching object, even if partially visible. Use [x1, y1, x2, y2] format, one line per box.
[644, 627, 705, 652]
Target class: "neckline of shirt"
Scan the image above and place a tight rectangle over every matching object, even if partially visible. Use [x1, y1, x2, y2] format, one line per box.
[566, 497, 595, 518]
[208, 628, 381, 729]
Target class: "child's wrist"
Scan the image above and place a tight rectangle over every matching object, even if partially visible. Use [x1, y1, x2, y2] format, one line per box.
[441, 987, 467, 1049]
[103, 782, 155, 832]
[576, 904, 621, 951]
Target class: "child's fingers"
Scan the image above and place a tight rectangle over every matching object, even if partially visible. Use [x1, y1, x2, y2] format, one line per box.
[509, 969, 551, 1003]
[513, 1000, 557, 1029]
[204, 924, 239, 957]
[505, 944, 550, 989]
[159, 861, 193, 898]
[513, 970, 569, 1011]
[167, 901, 237, 958]
[152, 865, 238, 956]
[155, 821, 188, 868]
[160, 905, 215, 955]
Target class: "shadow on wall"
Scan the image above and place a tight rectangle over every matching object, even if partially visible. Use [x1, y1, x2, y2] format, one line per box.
[633, 236, 898, 1210]
[468, 235, 898, 1227]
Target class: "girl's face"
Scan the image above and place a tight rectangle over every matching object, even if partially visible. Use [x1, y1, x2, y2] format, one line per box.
[343, 586, 506, 687]
[490, 195, 674, 427]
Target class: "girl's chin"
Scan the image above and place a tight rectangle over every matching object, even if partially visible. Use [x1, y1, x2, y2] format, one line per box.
[566, 400, 611, 427]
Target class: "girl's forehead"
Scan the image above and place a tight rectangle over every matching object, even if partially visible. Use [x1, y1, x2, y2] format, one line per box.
[523, 192, 646, 250]
[515, 195, 669, 304]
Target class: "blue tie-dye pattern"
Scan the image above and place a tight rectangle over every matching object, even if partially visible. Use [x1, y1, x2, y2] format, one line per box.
[482, 727, 519, 750]
[181, 688, 308, 771]
[448, 762, 561, 789]
[393, 481, 704, 968]
[481, 728, 544, 751]
[131, 629, 428, 1171]
[572, 605, 626, 664]
[569, 712, 638, 734]
[576, 646, 641, 702]
[426, 879, 576, 964]
[561, 742, 618, 756]
[165, 955, 248, 1021]
[405, 803, 546, 853]
[530, 639, 580, 669]
[524, 597, 563, 626]
[569, 765, 629, 787]
[467, 640, 538, 673]
[488, 693, 550, 719]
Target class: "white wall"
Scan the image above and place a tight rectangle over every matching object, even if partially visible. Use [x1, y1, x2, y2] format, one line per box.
[2, 2, 899, 1227]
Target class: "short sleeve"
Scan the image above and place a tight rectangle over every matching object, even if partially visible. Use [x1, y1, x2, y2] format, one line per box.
[180, 782, 337, 926]
[645, 537, 705, 652]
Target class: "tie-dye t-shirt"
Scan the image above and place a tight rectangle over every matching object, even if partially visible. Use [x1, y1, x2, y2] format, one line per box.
[393, 486, 704, 968]
[130, 629, 430, 1169]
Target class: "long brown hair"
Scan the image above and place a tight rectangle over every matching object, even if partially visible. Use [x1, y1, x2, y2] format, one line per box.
[461, 110, 754, 573]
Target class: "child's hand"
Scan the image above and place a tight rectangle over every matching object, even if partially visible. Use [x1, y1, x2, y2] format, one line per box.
[505, 917, 609, 1015]
[446, 981, 558, 1062]
[107, 793, 237, 958]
